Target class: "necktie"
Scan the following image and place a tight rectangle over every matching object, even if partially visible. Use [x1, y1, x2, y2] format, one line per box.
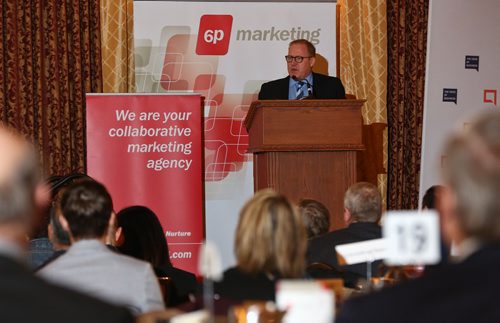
[295, 81, 305, 100]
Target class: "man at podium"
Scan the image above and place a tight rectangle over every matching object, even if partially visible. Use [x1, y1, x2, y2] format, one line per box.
[258, 39, 346, 100]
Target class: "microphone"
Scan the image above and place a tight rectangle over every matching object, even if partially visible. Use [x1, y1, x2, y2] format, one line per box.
[291, 76, 315, 99]
[303, 78, 315, 99]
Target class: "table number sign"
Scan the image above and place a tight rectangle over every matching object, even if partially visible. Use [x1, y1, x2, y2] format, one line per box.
[335, 239, 387, 265]
[383, 210, 441, 266]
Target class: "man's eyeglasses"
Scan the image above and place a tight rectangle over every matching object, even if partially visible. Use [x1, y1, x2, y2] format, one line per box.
[285, 55, 312, 63]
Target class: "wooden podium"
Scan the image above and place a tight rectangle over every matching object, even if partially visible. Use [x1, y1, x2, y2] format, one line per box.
[244, 99, 365, 230]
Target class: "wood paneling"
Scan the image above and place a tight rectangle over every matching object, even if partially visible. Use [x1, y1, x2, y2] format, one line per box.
[246, 100, 365, 230]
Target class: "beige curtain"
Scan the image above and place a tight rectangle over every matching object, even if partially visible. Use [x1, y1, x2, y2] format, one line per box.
[100, 0, 135, 92]
[338, 0, 388, 208]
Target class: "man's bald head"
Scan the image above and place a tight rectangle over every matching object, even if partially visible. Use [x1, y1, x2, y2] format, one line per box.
[0, 126, 39, 225]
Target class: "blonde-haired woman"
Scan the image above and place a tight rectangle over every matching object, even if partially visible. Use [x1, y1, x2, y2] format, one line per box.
[215, 189, 307, 302]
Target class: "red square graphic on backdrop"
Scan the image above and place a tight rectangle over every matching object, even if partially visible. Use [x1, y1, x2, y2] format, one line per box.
[483, 89, 497, 106]
[196, 15, 233, 55]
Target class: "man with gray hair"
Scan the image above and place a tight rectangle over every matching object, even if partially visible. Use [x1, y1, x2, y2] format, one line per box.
[306, 182, 382, 285]
[0, 125, 133, 322]
[337, 111, 500, 322]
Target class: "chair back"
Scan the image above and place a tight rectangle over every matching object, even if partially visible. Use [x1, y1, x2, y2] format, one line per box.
[306, 262, 344, 279]
[158, 276, 172, 305]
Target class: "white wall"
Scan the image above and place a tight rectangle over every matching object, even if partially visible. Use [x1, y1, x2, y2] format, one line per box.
[420, 0, 500, 206]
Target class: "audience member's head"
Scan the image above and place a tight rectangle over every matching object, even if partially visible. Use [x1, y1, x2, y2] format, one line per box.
[48, 198, 71, 249]
[57, 180, 113, 241]
[0, 126, 43, 235]
[299, 199, 330, 238]
[422, 185, 444, 210]
[47, 174, 95, 250]
[441, 111, 500, 244]
[30, 176, 65, 240]
[343, 182, 382, 224]
[115, 205, 171, 268]
[115, 206, 197, 307]
[0, 126, 134, 323]
[235, 190, 307, 278]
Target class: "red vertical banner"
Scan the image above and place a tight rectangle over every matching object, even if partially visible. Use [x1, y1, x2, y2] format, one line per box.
[86, 94, 204, 275]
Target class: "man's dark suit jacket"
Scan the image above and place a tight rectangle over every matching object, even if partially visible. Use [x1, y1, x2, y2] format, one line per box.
[336, 244, 500, 323]
[306, 222, 382, 284]
[0, 255, 133, 323]
[258, 72, 346, 100]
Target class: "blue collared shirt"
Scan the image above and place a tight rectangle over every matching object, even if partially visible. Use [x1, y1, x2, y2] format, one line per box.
[288, 73, 313, 100]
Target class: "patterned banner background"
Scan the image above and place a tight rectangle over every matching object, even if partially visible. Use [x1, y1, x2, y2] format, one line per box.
[134, 1, 338, 268]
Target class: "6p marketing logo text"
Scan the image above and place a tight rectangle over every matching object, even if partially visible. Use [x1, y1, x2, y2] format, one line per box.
[196, 15, 233, 55]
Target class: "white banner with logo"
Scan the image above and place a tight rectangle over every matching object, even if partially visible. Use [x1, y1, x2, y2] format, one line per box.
[420, 0, 500, 204]
[134, 1, 337, 269]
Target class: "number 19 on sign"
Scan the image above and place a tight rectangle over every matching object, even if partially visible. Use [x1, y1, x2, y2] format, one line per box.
[384, 211, 441, 266]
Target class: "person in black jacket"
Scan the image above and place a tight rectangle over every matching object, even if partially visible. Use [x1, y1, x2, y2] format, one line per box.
[115, 205, 197, 307]
[0, 125, 133, 323]
[258, 39, 345, 100]
[306, 182, 382, 286]
[215, 189, 308, 302]
[337, 111, 500, 323]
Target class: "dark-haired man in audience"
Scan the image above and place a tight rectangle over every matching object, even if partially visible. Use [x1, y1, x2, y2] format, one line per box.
[36, 175, 96, 270]
[28, 210, 54, 268]
[0, 125, 133, 323]
[36, 198, 72, 270]
[421, 184, 449, 274]
[337, 111, 500, 323]
[258, 39, 346, 100]
[39, 180, 164, 315]
[422, 184, 444, 210]
[306, 182, 382, 286]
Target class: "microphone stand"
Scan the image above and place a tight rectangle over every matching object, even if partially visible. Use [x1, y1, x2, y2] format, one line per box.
[298, 77, 315, 99]
[303, 78, 314, 99]
[291, 75, 315, 99]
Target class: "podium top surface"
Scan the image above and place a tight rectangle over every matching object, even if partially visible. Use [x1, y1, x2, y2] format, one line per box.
[244, 99, 366, 152]
[244, 99, 366, 130]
